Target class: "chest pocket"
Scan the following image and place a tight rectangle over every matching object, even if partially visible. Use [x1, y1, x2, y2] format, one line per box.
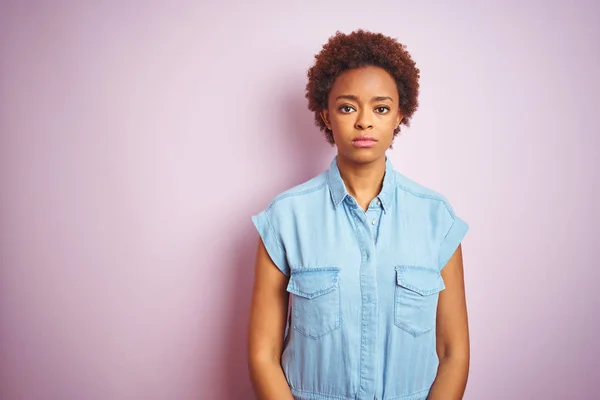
[287, 268, 341, 339]
[394, 265, 445, 337]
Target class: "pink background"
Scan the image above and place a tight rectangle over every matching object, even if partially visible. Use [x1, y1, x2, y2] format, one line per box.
[1, 1, 598, 399]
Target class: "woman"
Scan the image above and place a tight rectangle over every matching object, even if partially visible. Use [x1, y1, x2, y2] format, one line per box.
[247, 29, 470, 400]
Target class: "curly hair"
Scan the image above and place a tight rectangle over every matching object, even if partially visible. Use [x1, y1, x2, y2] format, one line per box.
[306, 30, 420, 144]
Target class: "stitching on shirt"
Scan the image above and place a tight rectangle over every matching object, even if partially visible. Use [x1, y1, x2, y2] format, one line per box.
[288, 270, 339, 298]
[263, 209, 286, 256]
[266, 182, 328, 210]
[395, 179, 457, 218]
[291, 267, 341, 275]
[436, 216, 458, 270]
[387, 387, 430, 400]
[395, 179, 459, 272]
[394, 265, 444, 295]
[325, 168, 335, 202]
[325, 168, 345, 206]
[350, 211, 366, 399]
[290, 387, 351, 400]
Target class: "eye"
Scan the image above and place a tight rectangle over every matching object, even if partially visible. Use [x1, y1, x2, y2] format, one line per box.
[339, 105, 355, 113]
[375, 106, 390, 114]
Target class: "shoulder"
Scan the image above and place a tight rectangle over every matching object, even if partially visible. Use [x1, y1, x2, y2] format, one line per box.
[392, 170, 459, 219]
[392, 170, 469, 269]
[263, 171, 329, 211]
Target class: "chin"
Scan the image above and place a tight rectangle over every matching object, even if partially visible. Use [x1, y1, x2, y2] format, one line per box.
[339, 147, 386, 165]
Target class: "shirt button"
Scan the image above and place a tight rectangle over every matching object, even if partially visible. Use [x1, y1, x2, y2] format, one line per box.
[371, 219, 376, 225]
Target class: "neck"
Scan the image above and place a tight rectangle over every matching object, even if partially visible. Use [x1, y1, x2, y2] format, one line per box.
[336, 155, 386, 209]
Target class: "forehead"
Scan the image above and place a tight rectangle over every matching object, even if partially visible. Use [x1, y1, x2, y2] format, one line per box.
[329, 66, 398, 99]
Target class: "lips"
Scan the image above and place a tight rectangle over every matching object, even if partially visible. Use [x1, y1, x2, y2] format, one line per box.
[352, 136, 377, 148]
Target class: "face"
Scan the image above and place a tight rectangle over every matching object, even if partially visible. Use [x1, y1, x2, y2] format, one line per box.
[320, 66, 403, 165]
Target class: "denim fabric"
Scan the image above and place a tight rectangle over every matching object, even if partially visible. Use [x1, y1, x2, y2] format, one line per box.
[252, 156, 469, 400]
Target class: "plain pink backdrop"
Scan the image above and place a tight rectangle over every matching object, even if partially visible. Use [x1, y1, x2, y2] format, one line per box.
[1, 1, 598, 399]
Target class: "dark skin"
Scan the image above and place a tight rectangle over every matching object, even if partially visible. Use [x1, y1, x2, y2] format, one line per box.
[248, 66, 469, 399]
[247, 239, 294, 400]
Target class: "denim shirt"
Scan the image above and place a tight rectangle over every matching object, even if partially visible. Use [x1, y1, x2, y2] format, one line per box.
[252, 156, 469, 400]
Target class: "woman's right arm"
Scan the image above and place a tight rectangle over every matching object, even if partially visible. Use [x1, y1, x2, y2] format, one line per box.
[247, 238, 294, 400]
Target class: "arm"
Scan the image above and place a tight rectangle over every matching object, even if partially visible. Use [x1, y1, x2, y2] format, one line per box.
[247, 238, 295, 400]
[427, 244, 470, 400]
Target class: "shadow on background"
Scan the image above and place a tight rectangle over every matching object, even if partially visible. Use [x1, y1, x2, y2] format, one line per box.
[220, 85, 332, 399]
[221, 228, 259, 399]
[281, 86, 335, 185]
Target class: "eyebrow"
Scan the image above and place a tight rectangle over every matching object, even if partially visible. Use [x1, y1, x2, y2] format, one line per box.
[335, 95, 394, 103]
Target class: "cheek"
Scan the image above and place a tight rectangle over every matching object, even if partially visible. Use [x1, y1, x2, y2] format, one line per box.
[330, 116, 353, 132]
[385, 114, 401, 132]
[330, 114, 347, 125]
[331, 129, 344, 143]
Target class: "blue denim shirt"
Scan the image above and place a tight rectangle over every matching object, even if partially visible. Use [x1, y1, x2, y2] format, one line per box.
[252, 156, 469, 400]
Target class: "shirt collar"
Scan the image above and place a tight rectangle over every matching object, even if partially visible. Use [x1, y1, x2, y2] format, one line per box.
[326, 155, 396, 212]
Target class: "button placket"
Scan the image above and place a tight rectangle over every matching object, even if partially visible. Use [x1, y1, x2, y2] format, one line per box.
[354, 207, 378, 399]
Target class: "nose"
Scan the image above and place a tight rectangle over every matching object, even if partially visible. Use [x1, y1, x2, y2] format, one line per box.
[355, 109, 373, 130]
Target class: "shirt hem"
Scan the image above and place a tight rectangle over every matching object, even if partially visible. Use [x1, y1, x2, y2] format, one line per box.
[290, 387, 430, 400]
[291, 388, 353, 400]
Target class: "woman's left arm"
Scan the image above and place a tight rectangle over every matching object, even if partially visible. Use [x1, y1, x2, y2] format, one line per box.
[427, 244, 470, 400]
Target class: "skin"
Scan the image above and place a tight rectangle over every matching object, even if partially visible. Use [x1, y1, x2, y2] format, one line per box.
[429, 244, 470, 399]
[247, 239, 294, 400]
[247, 65, 470, 400]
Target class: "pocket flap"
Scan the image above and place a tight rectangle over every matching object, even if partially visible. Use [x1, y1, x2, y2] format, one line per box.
[287, 268, 340, 299]
[395, 265, 445, 296]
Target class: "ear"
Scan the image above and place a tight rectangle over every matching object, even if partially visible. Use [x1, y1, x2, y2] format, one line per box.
[395, 109, 404, 127]
[320, 109, 331, 130]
